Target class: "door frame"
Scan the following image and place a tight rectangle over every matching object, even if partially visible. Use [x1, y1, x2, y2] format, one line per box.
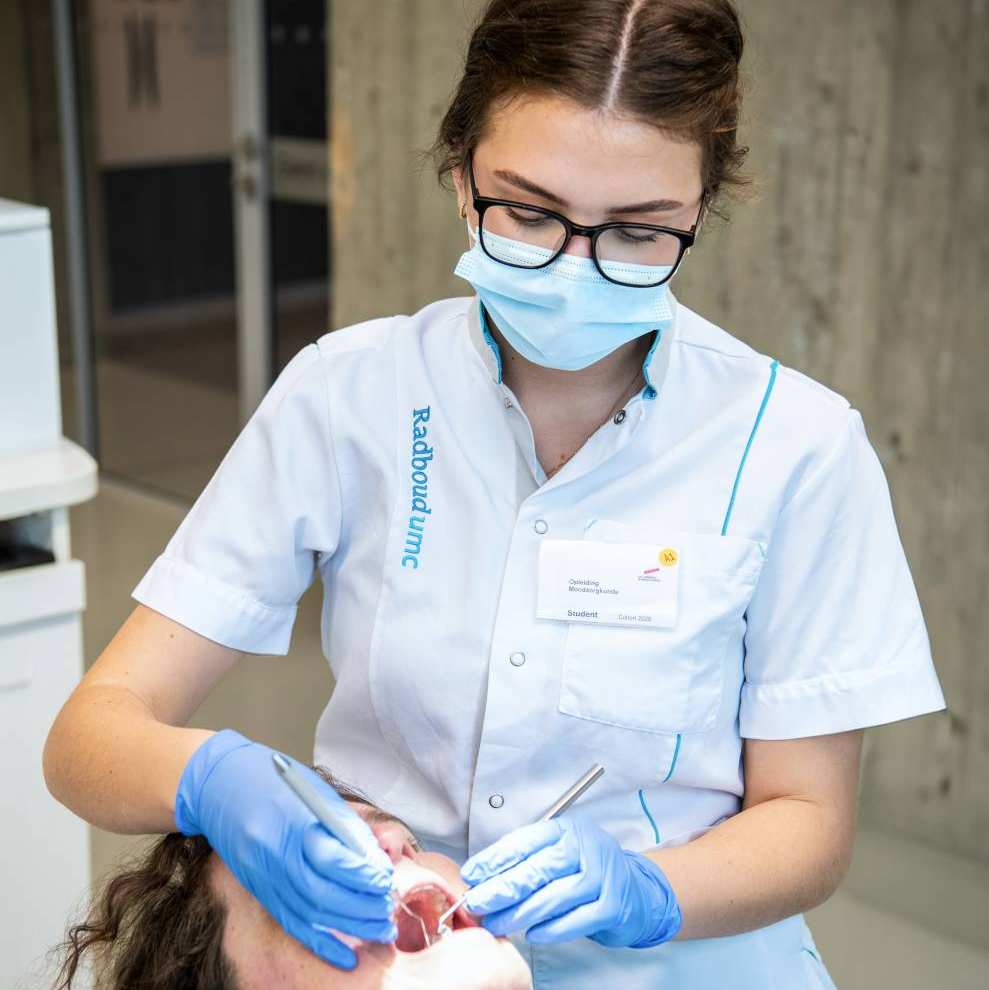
[231, 0, 274, 424]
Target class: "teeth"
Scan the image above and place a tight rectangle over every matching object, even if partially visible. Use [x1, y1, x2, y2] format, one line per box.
[394, 871, 456, 903]
[397, 881, 454, 907]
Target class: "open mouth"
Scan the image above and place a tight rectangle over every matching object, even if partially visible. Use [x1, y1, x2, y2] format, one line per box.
[394, 881, 477, 952]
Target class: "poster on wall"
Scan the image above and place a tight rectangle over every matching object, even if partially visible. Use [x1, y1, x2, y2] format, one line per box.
[91, 0, 231, 166]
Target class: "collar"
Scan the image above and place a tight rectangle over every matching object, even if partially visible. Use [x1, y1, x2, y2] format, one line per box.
[465, 292, 678, 401]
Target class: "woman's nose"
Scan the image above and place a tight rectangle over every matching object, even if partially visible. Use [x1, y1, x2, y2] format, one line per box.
[371, 821, 415, 864]
[562, 231, 593, 260]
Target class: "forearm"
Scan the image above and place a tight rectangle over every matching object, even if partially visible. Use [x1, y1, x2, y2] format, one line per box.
[645, 795, 854, 941]
[43, 684, 213, 834]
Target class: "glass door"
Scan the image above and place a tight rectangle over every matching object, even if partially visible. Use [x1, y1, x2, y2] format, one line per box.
[58, 0, 329, 501]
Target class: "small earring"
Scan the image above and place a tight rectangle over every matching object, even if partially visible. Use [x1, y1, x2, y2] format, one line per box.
[459, 203, 467, 219]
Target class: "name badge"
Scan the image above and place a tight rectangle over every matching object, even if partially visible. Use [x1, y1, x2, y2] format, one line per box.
[536, 538, 680, 629]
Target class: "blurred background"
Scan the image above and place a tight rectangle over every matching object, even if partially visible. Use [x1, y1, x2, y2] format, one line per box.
[0, 1, 986, 987]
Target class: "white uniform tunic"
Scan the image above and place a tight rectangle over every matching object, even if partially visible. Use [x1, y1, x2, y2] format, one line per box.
[133, 292, 946, 988]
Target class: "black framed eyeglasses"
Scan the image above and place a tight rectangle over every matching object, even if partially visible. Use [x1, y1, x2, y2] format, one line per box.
[465, 149, 705, 288]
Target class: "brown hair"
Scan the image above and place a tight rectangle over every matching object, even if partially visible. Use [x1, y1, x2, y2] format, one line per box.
[50, 770, 382, 990]
[425, 0, 751, 222]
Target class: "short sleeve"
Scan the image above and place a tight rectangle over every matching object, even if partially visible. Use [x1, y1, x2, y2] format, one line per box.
[740, 408, 946, 739]
[131, 343, 342, 655]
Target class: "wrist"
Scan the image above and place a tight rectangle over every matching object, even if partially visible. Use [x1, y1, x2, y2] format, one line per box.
[174, 728, 252, 835]
[624, 851, 683, 948]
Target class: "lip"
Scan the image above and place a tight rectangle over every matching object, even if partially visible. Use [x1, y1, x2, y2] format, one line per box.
[393, 871, 478, 952]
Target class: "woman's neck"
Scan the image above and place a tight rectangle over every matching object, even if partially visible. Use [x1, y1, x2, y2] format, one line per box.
[486, 316, 654, 480]
[490, 318, 652, 414]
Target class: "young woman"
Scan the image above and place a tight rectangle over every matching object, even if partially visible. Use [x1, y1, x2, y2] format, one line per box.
[45, 2, 945, 987]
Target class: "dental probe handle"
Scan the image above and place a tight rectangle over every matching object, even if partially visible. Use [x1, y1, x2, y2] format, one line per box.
[271, 752, 393, 877]
[437, 764, 607, 934]
[537, 764, 605, 822]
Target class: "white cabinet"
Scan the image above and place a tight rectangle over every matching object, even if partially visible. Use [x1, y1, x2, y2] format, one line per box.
[0, 199, 98, 987]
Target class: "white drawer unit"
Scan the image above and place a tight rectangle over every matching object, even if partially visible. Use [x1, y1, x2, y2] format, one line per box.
[0, 198, 98, 988]
[0, 200, 62, 457]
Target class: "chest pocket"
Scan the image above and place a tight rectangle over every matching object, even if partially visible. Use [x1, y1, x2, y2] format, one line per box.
[557, 519, 766, 735]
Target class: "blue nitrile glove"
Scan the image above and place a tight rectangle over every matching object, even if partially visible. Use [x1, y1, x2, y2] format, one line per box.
[175, 730, 397, 970]
[460, 815, 682, 947]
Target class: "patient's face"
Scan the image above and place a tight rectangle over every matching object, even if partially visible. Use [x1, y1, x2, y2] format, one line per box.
[213, 801, 531, 989]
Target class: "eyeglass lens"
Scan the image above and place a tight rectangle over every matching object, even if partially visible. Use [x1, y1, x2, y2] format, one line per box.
[479, 204, 682, 286]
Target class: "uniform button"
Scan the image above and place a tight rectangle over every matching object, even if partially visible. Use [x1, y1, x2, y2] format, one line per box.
[613, 409, 627, 424]
[509, 651, 526, 667]
[488, 794, 505, 809]
[504, 397, 513, 409]
[533, 519, 549, 535]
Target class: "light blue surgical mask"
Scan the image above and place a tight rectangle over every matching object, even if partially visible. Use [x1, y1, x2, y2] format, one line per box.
[453, 220, 675, 371]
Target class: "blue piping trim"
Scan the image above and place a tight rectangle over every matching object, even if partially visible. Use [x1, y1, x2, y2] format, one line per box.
[637, 789, 660, 844]
[641, 329, 662, 399]
[662, 734, 682, 783]
[721, 359, 779, 536]
[478, 302, 503, 383]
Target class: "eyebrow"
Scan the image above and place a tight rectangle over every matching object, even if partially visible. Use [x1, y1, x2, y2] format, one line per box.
[492, 167, 685, 215]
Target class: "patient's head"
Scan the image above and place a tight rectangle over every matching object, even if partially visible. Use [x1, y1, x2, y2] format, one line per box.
[50, 769, 490, 989]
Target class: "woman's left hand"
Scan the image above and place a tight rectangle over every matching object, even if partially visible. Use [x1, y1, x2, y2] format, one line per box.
[459, 816, 682, 947]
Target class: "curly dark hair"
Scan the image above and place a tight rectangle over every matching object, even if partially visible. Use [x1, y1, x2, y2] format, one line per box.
[49, 769, 382, 990]
[422, 0, 752, 222]
[50, 832, 233, 990]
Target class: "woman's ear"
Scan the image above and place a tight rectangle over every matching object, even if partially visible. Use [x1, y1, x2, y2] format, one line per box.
[451, 165, 466, 215]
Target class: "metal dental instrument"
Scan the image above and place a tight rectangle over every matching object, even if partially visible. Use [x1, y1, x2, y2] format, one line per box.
[538, 764, 606, 822]
[435, 764, 606, 938]
[396, 896, 433, 949]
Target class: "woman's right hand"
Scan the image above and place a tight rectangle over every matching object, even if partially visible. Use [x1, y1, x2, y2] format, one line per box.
[175, 730, 397, 970]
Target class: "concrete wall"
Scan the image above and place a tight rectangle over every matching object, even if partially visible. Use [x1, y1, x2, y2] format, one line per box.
[329, 0, 988, 863]
[694, 0, 988, 863]
[329, 0, 478, 325]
